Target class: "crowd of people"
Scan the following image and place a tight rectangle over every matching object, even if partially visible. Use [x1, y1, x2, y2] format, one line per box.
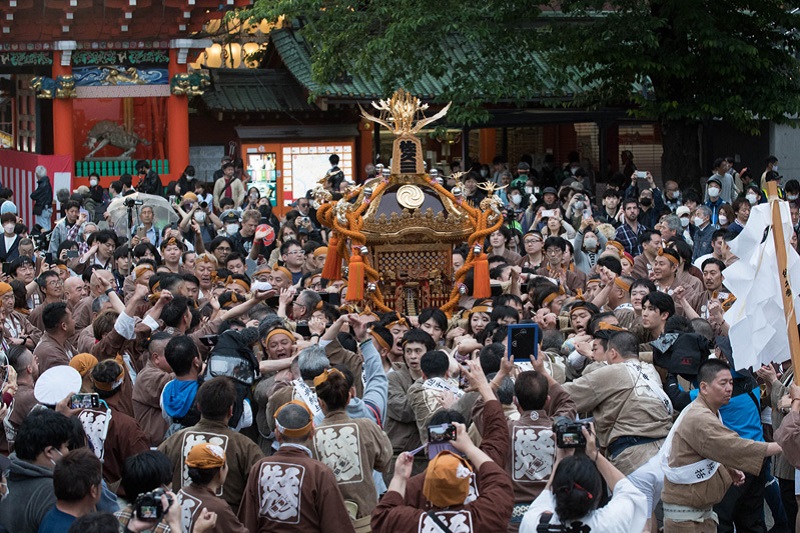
[0, 150, 797, 533]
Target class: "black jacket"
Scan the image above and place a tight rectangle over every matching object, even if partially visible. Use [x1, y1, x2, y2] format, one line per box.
[29, 176, 53, 216]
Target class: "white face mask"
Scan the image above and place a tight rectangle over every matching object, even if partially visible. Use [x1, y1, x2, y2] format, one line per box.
[746, 193, 758, 205]
[524, 186, 533, 195]
[510, 193, 522, 205]
[774, 165, 779, 172]
[226, 224, 240, 235]
[89, 179, 98, 187]
[584, 237, 597, 249]
[708, 187, 720, 198]
[789, 195, 799, 201]
[480, 169, 488, 178]
[193, 211, 206, 223]
[718, 215, 728, 225]
[693, 216, 704, 227]
[2, 223, 14, 234]
[680, 217, 690, 227]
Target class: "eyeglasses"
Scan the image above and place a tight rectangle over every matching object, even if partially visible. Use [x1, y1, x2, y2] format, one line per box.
[545, 249, 563, 255]
[47, 280, 63, 287]
[216, 246, 232, 252]
[286, 250, 305, 255]
[524, 239, 543, 245]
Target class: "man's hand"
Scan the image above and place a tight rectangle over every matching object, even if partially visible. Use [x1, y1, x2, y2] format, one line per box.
[192, 508, 218, 533]
[582, 423, 599, 461]
[393, 452, 414, 481]
[278, 287, 295, 307]
[728, 467, 746, 486]
[132, 281, 149, 300]
[450, 422, 475, 455]
[755, 364, 778, 385]
[348, 313, 372, 343]
[308, 315, 326, 337]
[77, 212, 88, 226]
[154, 289, 174, 308]
[55, 392, 81, 417]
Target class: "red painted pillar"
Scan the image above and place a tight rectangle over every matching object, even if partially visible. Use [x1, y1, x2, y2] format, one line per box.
[51, 50, 74, 159]
[167, 48, 189, 181]
[358, 119, 374, 182]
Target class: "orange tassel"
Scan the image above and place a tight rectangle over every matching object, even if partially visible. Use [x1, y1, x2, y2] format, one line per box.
[346, 251, 365, 301]
[473, 252, 491, 298]
[322, 234, 342, 281]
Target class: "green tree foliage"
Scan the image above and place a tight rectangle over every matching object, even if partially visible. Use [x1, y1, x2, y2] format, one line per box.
[242, 0, 800, 184]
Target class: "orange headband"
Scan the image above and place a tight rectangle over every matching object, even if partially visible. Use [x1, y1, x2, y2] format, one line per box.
[386, 315, 409, 329]
[265, 328, 293, 345]
[468, 305, 492, 317]
[0, 282, 11, 297]
[254, 265, 271, 277]
[195, 253, 217, 265]
[607, 241, 624, 253]
[56, 264, 68, 271]
[185, 443, 226, 469]
[133, 264, 154, 279]
[312, 367, 345, 388]
[657, 248, 680, 265]
[541, 286, 566, 307]
[312, 247, 328, 257]
[370, 330, 390, 351]
[597, 321, 625, 332]
[273, 266, 292, 280]
[586, 278, 601, 286]
[225, 276, 250, 291]
[614, 277, 632, 292]
[274, 400, 314, 438]
[160, 236, 181, 250]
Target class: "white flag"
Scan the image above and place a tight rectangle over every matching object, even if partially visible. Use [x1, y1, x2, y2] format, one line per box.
[724, 200, 800, 371]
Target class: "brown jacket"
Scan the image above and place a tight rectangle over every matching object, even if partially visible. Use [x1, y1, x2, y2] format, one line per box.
[33, 332, 76, 375]
[158, 417, 263, 509]
[385, 364, 420, 455]
[311, 410, 392, 518]
[662, 394, 769, 509]
[237, 444, 356, 533]
[177, 483, 248, 533]
[132, 360, 172, 446]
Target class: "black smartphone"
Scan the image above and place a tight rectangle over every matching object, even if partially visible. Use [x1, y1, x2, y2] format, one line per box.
[44, 252, 53, 264]
[70, 393, 100, 410]
[295, 321, 311, 338]
[66, 250, 79, 258]
[507, 323, 540, 360]
[199, 335, 219, 347]
[1, 263, 10, 276]
[319, 292, 341, 306]
[170, 221, 178, 230]
[491, 284, 502, 297]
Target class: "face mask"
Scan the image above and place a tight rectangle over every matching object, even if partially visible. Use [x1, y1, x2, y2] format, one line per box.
[718, 215, 728, 225]
[584, 237, 598, 249]
[574, 201, 585, 210]
[226, 224, 240, 235]
[480, 169, 488, 178]
[640, 197, 652, 207]
[774, 165, 779, 172]
[50, 448, 63, 467]
[746, 193, 758, 205]
[193, 211, 206, 222]
[510, 194, 522, 205]
[680, 217, 690, 228]
[89, 179, 98, 187]
[789, 195, 799, 201]
[693, 216, 704, 227]
[708, 187, 720, 198]
[524, 186, 533, 195]
[2, 223, 14, 234]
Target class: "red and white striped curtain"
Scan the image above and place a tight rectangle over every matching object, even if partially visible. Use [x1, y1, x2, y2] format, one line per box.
[0, 150, 72, 227]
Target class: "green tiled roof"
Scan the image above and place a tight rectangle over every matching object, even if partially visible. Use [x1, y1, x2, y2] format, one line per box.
[202, 68, 318, 112]
[270, 29, 586, 101]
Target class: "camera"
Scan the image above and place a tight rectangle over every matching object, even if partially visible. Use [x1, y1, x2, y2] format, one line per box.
[200, 201, 208, 209]
[134, 487, 172, 520]
[427, 423, 457, 443]
[553, 416, 589, 449]
[123, 198, 144, 208]
[70, 393, 100, 410]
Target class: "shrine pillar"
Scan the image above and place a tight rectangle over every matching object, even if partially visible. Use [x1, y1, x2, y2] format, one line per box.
[52, 41, 77, 159]
[167, 41, 191, 179]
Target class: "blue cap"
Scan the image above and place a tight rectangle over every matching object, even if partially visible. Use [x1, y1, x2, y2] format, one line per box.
[0, 201, 17, 215]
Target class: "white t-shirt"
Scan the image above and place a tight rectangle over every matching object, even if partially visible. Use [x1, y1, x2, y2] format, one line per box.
[519, 478, 648, 533]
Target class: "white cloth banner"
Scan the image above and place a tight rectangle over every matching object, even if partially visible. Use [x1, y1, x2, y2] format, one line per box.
[724, 200, 800, 370]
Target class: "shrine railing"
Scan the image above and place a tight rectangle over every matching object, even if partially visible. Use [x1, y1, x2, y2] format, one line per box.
[75, 159, 169, 177]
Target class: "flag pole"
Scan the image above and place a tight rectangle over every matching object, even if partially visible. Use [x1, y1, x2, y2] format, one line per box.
[767, 181, 800, 384]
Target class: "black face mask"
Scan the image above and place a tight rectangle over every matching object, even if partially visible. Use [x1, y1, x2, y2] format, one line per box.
[640, 198, 653, 207]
